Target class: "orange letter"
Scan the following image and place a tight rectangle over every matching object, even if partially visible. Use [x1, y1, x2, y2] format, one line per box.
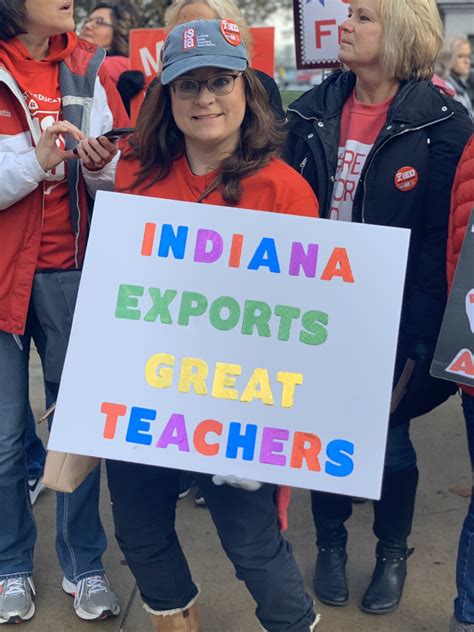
[194, 419, 223, 456]
[290, 432, 322, 471]
[101, 402, 127, 439]
[141, 223, 156, 256]
[320, 247, 354, 283]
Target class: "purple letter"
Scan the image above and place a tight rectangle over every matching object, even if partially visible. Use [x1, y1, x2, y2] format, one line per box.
[259, 427, 289, 466]
[194, 229, 223, 263]
[156, 413, 190, 451]
[289, 242, 318, 277]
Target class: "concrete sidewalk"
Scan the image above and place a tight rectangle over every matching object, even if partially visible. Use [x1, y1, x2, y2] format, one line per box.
[27, 349, 469, 631]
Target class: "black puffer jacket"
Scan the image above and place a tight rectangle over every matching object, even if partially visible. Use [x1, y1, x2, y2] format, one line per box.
[284, 70, 472, 422]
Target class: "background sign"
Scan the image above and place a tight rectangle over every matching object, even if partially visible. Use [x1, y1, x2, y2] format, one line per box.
[129, 26, 275, 123]
[293, 0, 349, 69]
[49, 191, 409, 499]
[431, 210, 474, 387]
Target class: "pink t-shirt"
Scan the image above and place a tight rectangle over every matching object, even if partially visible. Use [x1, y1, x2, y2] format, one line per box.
[329, 91, 393, 222]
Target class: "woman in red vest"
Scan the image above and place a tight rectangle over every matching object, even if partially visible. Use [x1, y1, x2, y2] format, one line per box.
[448, 134, 474, 632]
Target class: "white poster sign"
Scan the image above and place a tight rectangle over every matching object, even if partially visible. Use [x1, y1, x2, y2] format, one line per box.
[49, 191, 409, 499]
[293, 0, 350, 68]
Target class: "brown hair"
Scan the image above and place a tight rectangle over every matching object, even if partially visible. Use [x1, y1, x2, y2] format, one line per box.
[0, 0, 26, 40]
[125, 68, 284, 205]
[91, 2, 139, 56]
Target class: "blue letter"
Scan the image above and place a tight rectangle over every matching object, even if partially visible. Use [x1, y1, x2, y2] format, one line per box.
[325, 440, 354, 477]
[247, 238, 280, 273]
[226, 422, 258, 461]
[126, 406, 156, 445]
[158, 224, 188, 260]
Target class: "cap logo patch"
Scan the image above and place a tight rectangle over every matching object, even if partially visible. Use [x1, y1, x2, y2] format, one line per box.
[394, 166, 419, 192]
[220, 19, 242, 46]
[183, 27, 196, 49]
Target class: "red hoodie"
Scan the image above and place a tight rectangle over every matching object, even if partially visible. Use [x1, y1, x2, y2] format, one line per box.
[0, 33, 87, 270]
[447, 134, 474, 396]
[0, 34, 129, 335]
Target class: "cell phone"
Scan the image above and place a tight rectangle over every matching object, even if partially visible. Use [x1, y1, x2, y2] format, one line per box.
[72, 127, 134, 155]
[102, 127, 135, 141]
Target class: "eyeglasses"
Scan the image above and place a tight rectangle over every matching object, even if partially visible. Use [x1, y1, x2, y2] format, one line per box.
[171, 73, 242, 99]
[457, 54, 471, 59]
[83, 17, 113, 29]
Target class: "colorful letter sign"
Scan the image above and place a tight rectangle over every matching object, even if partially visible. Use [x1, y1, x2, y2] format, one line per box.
[293, 0, 350, 68]
[48, 192, 409, 499]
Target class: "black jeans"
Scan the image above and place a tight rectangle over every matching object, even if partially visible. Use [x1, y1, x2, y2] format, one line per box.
[311, 421, 418, 549]
[106, 461, 316, 631]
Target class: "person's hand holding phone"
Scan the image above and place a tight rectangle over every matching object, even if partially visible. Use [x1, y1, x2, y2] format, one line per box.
[74, 135, 118, 172]
[73, 128, 134, 172]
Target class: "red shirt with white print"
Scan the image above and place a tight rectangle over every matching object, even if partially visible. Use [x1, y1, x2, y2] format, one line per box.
[7, 35, 86, 270]
[329, 90, 393, 222]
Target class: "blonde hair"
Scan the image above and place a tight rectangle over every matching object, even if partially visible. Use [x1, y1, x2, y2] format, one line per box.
[379, 0, 443, 80]
[435, 36, 471, 78]
[164, 0, 253, 51]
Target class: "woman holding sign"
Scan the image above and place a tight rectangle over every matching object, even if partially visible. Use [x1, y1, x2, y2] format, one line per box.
[285, 0, 472, 617]
[108, 18, 320, 632]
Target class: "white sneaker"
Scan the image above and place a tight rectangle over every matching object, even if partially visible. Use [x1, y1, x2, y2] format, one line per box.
[28, 477, 46, 506]
[450, 614, 474, 631]
[0, 576, 35, 624]
[62, 575, 120, 621]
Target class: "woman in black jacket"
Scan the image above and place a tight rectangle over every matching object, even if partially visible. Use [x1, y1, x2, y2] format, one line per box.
[285, 0, 472, 616]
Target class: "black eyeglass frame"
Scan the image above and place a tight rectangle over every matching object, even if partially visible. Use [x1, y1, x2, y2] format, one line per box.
[170, 72, 243, 99]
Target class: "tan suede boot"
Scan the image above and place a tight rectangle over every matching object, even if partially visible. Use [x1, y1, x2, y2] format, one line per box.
[150, 604, 202, 632]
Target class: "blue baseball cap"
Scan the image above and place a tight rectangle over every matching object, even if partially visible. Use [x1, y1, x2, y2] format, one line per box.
[161, 18, 249, 86]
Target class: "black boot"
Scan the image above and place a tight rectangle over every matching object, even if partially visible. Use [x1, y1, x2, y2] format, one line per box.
[361, 543, 414, 614]
[311, 491, 352, 607]
[361, 467, 419, 614]
[314, 545, 349, 606]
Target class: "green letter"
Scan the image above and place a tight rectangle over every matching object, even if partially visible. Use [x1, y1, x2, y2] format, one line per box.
[274, 305, 301, 342]
[115, 284, 144, 320]
[144, 288, 177, 323]
[300, 310, 328, 345]
[178, 291, 208, 326]
[241, 300, 272, 337]
[209, 296, 241, 331]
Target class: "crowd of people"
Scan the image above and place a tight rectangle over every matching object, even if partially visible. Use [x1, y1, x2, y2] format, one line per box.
[0, 0, 473, 630]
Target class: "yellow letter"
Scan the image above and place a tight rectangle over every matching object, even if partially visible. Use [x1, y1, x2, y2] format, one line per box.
[178, 357, 209, 395]
[211, 363, 241, 400]
[240, 368, 274, 405]
[145, 353, 175, 388]
[277, 372, 304, 408]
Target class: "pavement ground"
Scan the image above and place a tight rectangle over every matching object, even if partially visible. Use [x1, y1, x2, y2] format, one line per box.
[27, 348, 470, 631]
